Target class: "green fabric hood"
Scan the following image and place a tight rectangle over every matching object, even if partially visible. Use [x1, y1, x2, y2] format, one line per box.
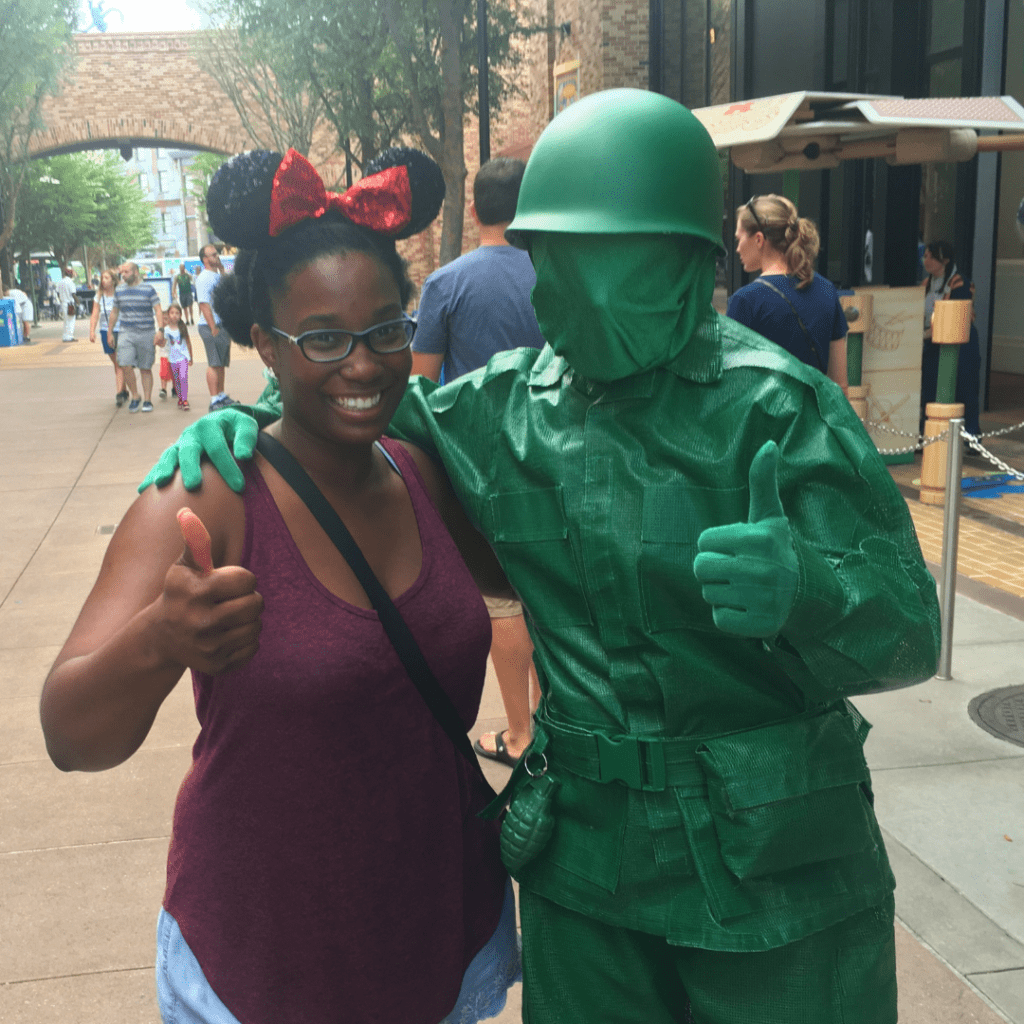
[530, 233, 719, 383]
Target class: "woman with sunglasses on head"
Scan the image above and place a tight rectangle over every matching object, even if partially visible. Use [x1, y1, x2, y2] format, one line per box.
[728, 194, 849, 390]
[40, 148, 519, 1024]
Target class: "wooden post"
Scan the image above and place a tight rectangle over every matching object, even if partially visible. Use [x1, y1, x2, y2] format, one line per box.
[920, 299, 972, 506]
[839, 292, 873, 422]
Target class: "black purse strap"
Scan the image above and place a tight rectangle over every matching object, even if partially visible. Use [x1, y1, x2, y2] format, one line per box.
[255, 432, 491, 785]
[756, 277, 826, 373]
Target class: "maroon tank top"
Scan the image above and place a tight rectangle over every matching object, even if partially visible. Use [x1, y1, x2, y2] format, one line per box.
[164, 437, 505, 1024]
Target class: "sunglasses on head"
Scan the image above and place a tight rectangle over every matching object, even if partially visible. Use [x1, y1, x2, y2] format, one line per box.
[745, 197, 766, 235]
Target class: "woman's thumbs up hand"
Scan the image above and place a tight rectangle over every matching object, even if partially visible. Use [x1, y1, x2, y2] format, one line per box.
[157, 508, 263, 674]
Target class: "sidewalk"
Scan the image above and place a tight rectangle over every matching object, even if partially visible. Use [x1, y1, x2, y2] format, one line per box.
[1, 320, 1022, 1022]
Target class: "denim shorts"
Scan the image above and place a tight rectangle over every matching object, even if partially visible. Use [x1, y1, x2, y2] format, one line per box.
[100, 329, 117, 357]
[156, 877, 522, 1024]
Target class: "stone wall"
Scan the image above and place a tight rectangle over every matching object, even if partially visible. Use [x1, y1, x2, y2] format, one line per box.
[32, 33, 256, 158]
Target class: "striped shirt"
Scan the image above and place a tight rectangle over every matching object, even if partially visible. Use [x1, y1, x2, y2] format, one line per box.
[112, 283, 159, 333]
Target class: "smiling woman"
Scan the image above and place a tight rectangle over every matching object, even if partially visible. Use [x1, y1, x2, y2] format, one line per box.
[40, 147, 520, 1024]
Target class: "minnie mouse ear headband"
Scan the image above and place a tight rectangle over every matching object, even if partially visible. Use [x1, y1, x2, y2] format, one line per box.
[206, 146, 446, 251]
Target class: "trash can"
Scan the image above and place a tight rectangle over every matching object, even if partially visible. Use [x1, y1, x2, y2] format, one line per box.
[76, 288, 96, 316]
[0, 298, 20, 347]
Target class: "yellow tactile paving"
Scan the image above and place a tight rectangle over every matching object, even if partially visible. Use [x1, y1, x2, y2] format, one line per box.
[904, 498, 1024, 600]
[962, 479, 1024, 528]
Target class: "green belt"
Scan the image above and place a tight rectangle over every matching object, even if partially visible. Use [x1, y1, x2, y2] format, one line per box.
[535, 710, 706, 791]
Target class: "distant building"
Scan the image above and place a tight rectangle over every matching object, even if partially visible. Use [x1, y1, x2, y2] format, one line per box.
[126, 147, 204, 259]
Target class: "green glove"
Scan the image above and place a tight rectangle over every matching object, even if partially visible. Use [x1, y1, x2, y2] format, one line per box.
[692, 441, 799, 638]
[137, 407, 263, 494]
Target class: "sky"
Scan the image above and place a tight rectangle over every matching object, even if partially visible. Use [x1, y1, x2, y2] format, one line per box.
[76, 0, 211, 34]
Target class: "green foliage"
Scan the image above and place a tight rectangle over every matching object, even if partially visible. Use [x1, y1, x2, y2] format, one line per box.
[186, 152, 229, 207]
[205, 0, 533, 262]
[192, 29, 327, 158]
[0, 0, 78, 259]
[10, 152, 154, 267]
[91, 153, 157, 262]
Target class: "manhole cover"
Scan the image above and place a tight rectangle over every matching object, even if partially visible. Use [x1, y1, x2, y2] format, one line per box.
[969, 686, 1024, 748]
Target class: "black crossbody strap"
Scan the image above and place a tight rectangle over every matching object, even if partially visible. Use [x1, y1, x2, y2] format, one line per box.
[756, 277, 826, 373]
[255, 432, 490, 782]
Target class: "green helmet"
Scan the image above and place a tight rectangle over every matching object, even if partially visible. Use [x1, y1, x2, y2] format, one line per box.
[507, 88, 724, 251]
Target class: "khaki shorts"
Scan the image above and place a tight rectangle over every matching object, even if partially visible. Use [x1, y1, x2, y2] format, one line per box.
[198, 323, 231, 368]
[116, 331, 156, 369]
[483, 594, 523, 618]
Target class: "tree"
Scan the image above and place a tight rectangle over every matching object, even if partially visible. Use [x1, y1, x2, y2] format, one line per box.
[184, 152, 229, 245]
[192, 28, 327, 158]
[89, 153, 157, 264]
[0, 0, 78, 275]
[185, 152, 229, 206]
[205, 0, 529, 264]
[10, 155, 97, 268]
[10, 153, 154, 269]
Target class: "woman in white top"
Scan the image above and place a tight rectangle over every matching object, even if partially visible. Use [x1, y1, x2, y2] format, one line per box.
[89, 269, 128, 406]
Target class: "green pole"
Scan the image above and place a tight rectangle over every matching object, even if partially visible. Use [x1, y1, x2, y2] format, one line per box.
[847, 333, 863, 387]
[936, 346, 960, 404]
[782, 169, 800, 205]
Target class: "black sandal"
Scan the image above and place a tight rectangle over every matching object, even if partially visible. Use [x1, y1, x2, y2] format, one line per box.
[473, 730, 520, 768]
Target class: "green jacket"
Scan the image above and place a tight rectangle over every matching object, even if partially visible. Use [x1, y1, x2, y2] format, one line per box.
[248, 310, 939, 950]
[383, 310, 939, 951]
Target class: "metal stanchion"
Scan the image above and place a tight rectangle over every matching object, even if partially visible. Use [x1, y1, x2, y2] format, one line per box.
[937, 418, 964, 680]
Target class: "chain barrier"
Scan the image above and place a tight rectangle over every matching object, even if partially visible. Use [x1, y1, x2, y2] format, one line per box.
[857, 414, 1024, 678]
[864, 420, 945, 455]
[974, 420, 1024, 441]
[961, 430, 1024, 480]
[864, 416, 1024, 460]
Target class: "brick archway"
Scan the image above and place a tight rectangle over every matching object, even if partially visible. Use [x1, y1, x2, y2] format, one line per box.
[30, 32, 254, 159]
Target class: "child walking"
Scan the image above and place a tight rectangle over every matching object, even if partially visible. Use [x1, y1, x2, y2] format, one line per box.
[158, 309, 175, 399]
[158, 304, 193, 410]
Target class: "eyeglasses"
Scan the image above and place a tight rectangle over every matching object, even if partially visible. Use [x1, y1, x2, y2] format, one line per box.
[745, 196, 766, 235]
[271, 314, 417, 363]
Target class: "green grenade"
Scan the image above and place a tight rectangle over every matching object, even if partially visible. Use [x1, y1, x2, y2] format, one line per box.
[500, 773, 560, 876]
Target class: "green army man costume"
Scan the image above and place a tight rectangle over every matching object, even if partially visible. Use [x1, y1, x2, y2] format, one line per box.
[143, 89, 940, 1023]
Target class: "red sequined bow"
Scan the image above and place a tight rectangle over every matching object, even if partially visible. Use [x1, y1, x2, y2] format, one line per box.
[268, 149, 412, 238]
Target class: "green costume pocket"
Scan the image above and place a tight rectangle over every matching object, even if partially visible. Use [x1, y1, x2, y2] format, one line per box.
[640, 483, 747, 633]
[487, 487, 593, 627]
[696, 708, 874, 880]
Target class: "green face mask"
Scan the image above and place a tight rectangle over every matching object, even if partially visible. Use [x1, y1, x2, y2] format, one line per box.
[529, 232, 717, 383]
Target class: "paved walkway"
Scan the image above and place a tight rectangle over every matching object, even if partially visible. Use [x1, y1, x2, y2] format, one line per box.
[1, 321, 1022, 1023]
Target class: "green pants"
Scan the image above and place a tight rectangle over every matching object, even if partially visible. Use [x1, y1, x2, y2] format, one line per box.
[520, 889, 897, 1024]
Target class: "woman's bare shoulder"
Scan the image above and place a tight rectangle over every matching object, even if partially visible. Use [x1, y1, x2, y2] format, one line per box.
[131, 461, 247, 568]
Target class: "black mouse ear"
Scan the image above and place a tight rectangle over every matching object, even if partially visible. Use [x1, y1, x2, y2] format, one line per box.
[205, 150, 283, 250]
[363, 147, 446, 239]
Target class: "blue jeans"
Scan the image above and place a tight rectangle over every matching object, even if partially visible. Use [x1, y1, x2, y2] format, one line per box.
[156, 877, 521, 1024]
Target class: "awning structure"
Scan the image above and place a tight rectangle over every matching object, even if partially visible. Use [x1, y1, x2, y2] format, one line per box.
[691, 92, 1024, 173]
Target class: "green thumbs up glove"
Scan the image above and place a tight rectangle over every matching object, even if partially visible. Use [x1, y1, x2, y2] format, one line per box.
[693, 441, 800, 638]
[138, 377, 283, 494]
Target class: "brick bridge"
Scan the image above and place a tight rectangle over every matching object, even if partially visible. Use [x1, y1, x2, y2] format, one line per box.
[29, 32, 255, 159]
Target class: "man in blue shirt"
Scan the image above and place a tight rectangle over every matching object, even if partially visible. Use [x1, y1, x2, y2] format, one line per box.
[411, 157, 546, 767]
